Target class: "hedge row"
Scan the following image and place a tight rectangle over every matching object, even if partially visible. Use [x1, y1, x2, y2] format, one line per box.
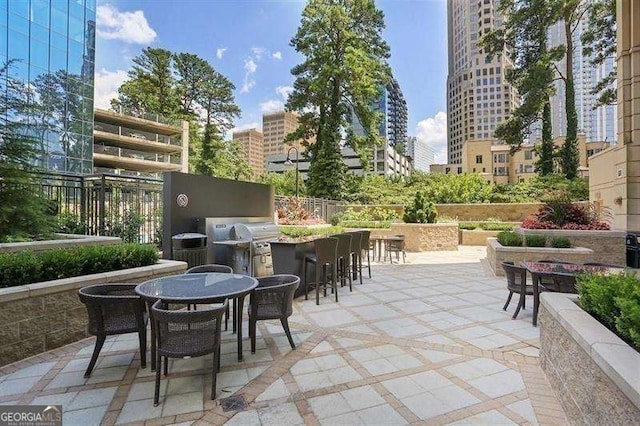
[0, 244, 159, 288]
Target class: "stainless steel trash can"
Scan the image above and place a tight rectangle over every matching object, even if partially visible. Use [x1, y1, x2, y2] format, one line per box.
[172, 233, 207, 268]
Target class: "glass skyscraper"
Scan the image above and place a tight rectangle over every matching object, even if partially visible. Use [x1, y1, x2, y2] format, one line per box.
[0, 0, 96, 174]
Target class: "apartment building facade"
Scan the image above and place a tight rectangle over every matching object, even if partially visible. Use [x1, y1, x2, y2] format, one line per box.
[446, 0, 519, 164]
[262, 111, 305, 158]
[406, 136, 436, 172]
[232, 128, 265, 178]
[93, 108, 189, 178]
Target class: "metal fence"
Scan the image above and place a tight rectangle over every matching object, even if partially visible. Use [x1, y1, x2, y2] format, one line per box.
[274, 195, 346, 223]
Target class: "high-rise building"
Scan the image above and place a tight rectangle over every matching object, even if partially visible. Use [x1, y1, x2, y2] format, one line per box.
[262, 111, 304, 158]
[1, 0, 97, 175]
[543, 16, 617, 144]
[233, 128, 264, 178]
[406, 136, 435, 172]
[446, 0, 519, 164]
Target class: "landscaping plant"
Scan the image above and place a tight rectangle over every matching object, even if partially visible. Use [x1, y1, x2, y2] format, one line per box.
[521, 191, 611, 230]
[551, 237, 571, 248]
[525, 235, 546, 247]
[403, 192, 437, 224]
[276, 197, 325, 225]
[496, 231, 522, 247]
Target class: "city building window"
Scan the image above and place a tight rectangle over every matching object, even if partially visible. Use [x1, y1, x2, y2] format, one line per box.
[476, 155, 482, 164]
[524, 150, 533, 160]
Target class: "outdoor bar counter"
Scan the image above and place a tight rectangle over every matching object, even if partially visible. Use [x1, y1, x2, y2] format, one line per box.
[269, 236, 319, 297]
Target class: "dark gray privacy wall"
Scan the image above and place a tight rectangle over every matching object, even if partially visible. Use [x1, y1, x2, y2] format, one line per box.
[162, 172, 274, 258]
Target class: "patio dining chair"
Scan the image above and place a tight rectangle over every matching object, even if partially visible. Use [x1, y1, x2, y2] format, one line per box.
[332, 233, 353, 291]
[303, 237, 339, 305]
[78, 284, 147, 377]
[151, 299, 227, 405]
[385, 235, 406, 264]
[186, 264, 233, 330]
[501, 262, 533, 319]
[541, 273, 578, 294]
[249, 275, 300, 353]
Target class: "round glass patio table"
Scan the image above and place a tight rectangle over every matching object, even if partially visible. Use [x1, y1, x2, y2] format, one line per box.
[136, 273, 258, 362]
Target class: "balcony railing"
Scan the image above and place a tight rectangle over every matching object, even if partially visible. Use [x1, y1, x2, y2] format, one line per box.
[94, 144, 182, 164]
[108, 106, 182, 128]
[94, 122, 182, 147]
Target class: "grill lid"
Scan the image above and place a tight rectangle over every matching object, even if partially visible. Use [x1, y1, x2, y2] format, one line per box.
[231, 223, 280, 241]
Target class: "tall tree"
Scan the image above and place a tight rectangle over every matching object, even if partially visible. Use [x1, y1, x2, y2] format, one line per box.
[581, 0, 616, 107]
[286, 0, 390, 200]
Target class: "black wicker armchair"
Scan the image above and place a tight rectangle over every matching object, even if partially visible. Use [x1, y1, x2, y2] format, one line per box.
[186, 264, 233, 330]
[501, 262, 533, 319]
[332, 233, 353, 291]
[78, 284, 147, 377]
[151, 299, 227, 405]
[249, 275, 300, 353]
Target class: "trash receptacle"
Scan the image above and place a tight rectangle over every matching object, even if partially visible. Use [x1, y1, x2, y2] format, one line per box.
[172, 233, 207, 268]
[626, 233, 640, 268]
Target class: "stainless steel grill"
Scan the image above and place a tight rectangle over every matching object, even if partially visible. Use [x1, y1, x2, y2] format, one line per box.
[202, 217, 281, 277]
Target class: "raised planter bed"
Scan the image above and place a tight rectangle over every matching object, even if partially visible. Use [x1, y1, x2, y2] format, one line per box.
[540, 293, 640, 424]
[0, 259, 187, 367]
[459, 229, 500, 246]
[387, 223, 458, 252]
[516, 227, 625, 266]
[0, 234, 121, 254]
[486, 238, 593, 277]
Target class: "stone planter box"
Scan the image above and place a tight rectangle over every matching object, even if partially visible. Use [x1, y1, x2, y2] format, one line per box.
[486, 238, 593, 277]
[459, 229, 500, 246]
[516, 227, 625, 266]
[387, 223, 458, 252]
[0, 234, 121, 254]
[0, 260, 187, 367]
[540, 293, 640, 424]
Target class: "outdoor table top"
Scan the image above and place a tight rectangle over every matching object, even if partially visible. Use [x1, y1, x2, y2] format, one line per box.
[135, 272, 258, 303]
[521, 262, 625, 275]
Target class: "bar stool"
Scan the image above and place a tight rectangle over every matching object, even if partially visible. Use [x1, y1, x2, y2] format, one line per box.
[359, 230, 372, 279]
[332, 233, 353, 291]
[303, 237, 339, 305]
[347, 231, 363, 284]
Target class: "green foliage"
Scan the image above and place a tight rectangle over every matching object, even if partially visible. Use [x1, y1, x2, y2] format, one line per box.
[287, 0, 390, 199]
[0, 244, 158, 288]
[536, 102, 555, 175]
[551, 237, 572, 248]
[579, 272, 640, 349]
[581, 0, 616, 107]
[458, 222, 516, 231]
[276, 197, 324, 225]
[56, 212, 86, 235]
[403, 192, 437, 224]
[497, 231, 523, 247]
[104, 209, 145, 243]
[525, 235, 546, 247]
[339, 220, 392, 229]
[259, 171, 305, 197]
[279, 226, 343, 238]
[340, 206, 399, 222]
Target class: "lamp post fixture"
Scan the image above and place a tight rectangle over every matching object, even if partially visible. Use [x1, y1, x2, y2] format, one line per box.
[284, 146, 300, 198]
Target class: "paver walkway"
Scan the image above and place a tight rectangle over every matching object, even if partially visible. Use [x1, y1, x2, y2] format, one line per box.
[0, 247, 568, 425]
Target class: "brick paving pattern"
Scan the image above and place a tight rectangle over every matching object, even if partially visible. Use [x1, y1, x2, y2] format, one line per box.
[0, 247, 568, 425]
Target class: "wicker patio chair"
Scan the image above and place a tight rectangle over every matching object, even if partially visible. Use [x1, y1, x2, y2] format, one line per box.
[332, 233, 353, 291]
[542, 273, 578, 294]
[303, 237, 339, 305]
[186, 264, 233, 330]
[359, 230, 372, 279]
[347, 231, 363, 284]
[385, 235, 406, 264]
[151, 299, 227, 405]
[78, 284, 147, 377]
[249, 275, 300, 353]
[501, 262, 533, 319]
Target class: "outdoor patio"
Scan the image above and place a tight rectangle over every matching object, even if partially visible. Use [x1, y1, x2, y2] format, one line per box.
[0, 246, 568, 425]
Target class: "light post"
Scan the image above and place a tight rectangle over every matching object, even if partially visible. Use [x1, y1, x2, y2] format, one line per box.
[284, 146, 300, 198]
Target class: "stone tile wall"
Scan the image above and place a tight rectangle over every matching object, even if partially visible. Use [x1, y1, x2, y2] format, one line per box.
[459, 230, 500, 246]
[539, 294, 640, 424]
[0, 260, 187, 367]
[389, 224, 458, 252]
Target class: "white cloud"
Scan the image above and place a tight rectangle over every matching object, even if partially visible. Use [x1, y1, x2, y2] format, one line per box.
[96, 4, 157, 44]
[275, 85, 293, 101]
[272, 51, 282, 60]
[94, 68, 128, 109]
[241, 57, 258, 93]
[260, 99, 285, 113]
[216, 47, 227, 59]
[417, 111, 448, 164]
[251, 47, 267, 59]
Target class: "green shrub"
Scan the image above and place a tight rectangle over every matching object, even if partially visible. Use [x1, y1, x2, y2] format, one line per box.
[330, 211, 345, 226]
[57, 212, 86, 235]
[403, 192, 437, 223]
[525, 235, 546, 247]
[0, 244, 159, 288]
[551, 237, 571, 248]
[579, 272, 640, 349]
[279, 226, 343, 238]
[459, 222, 515, 231]
[340, 220, 391, 229]
[340, 206, 399, 222]
[496, 231, 522, 247]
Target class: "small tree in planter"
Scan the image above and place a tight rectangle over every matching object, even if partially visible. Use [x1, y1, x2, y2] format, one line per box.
[403, 192, 437, 224]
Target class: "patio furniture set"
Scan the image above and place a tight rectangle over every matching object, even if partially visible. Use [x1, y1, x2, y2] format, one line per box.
[78, 267, 300, 407]
[502, 260, 624, 326]
[370, 234, 407, 264]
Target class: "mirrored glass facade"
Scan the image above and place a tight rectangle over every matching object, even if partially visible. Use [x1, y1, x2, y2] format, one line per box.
[0, 0, 96, 174]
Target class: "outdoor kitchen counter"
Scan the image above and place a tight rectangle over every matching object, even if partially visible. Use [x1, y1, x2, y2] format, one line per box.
[270, 236, 323, 297]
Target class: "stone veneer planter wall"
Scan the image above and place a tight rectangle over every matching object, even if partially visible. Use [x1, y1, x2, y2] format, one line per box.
[0, 234, 122, 254]
[459, 229, 500, 246]
[0, 260, 187, 367]
[486, 238, 593, 277]
[540, 293, 640, 425]
[515, 227, 626, 266]
[370, 223, 458, 252]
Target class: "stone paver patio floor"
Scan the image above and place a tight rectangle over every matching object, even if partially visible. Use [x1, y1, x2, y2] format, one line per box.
[0, 246, 568, 425]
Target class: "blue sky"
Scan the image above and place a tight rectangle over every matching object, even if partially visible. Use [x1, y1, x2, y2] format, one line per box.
[95, 0, 449, 161]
